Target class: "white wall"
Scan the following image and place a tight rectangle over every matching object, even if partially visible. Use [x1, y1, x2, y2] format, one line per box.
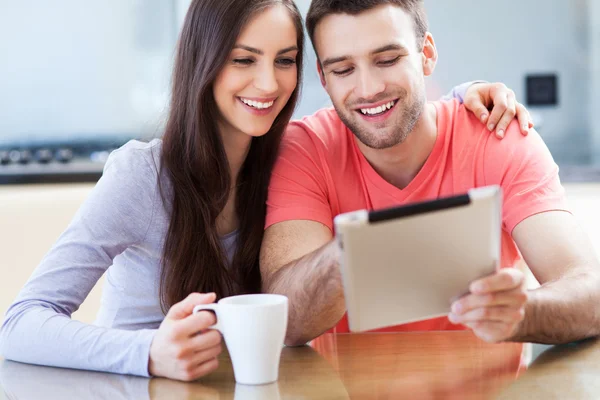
[293, 0, 334, 119]
[2, 0, 594, 165]
[590, 0, 600, 164]
[175, 0, 193, 31]
[294, 0, 595, 165]
[0, 0, 176, 145]
[424, 0, 591, 164]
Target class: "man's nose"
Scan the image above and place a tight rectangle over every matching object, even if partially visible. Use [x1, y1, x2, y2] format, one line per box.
[355, 69, 385, 100]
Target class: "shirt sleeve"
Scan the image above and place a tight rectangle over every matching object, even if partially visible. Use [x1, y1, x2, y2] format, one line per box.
[0, 142, 159, 377]
[266, 124, 333, 231]
[483, 121, 570, 234]
[441, 81, 486, 103]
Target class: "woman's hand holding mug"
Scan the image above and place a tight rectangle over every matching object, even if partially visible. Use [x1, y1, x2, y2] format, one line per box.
[149, 293, 222, 381]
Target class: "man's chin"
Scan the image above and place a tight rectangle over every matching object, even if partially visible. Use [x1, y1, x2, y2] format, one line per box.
[354, 131, 404, 150]
[337, 111, 400, 148]
[360, 138, 401, 150]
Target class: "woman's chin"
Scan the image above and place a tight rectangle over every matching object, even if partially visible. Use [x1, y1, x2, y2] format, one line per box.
[242, 127, 272, 138]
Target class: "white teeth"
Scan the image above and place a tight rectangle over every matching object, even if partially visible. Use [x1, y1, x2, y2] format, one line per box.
[240, 98, 274, 109]
[360, 100, 395, 115]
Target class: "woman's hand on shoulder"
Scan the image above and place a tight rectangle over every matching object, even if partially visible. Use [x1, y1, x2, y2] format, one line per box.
[149, 293, 222, 381]
[463, 82, 533, 139]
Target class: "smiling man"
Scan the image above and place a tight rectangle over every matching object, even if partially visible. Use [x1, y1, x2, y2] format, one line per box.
[260, 0, 600, 346]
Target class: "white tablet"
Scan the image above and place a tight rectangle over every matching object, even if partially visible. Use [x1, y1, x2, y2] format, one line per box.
[333, 185, 502, 332]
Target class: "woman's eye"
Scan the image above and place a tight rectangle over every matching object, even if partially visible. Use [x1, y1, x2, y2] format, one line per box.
[276, 58, 296, 67]
[233, 58, 254, 66]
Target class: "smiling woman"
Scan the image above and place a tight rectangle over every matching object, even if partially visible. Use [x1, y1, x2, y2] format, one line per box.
[213, 6, 300, 139]
[0, 0, 304, 383]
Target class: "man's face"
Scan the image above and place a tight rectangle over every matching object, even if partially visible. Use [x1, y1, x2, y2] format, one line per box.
[314, 5, 435, 149]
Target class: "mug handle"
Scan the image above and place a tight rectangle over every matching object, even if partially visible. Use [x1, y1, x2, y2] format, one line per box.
[193, 304, 223, 333]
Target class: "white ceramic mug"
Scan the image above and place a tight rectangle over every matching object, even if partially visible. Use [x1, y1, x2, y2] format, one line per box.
[193, 294, 288, 385]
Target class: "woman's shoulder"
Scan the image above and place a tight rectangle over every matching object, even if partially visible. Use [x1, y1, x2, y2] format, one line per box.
[100, 138, 170, 205]
[104, 138, 169, 184]
[105, 139, 163, 175]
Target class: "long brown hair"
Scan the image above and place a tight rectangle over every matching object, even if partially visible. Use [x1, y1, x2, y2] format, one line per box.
[159, 0, 304, 311]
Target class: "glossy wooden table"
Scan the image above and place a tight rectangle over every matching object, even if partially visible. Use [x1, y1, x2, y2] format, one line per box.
[1, 332, 598, 399]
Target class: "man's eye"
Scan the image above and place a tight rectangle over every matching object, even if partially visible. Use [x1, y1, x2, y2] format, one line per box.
[332, 68, 353, 76]
[379, 56, 401, 66]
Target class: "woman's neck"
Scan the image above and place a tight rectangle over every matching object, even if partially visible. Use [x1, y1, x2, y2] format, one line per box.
[216, 121, 253, 236]
[218, 122, 253, 182]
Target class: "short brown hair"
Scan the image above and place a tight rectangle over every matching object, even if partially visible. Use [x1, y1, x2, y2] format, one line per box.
[306, 0, 428, 52]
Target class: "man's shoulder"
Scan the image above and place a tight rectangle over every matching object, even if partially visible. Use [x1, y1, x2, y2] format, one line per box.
[435, 99, 486, 135]
[439, 100, 554, 186]
[284, 107, 347, 149]
[437, 100, 528, 155]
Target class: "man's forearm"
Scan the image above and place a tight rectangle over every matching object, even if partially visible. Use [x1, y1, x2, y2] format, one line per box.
[262, 240, 346, 346]
[510, 271, 600, 344]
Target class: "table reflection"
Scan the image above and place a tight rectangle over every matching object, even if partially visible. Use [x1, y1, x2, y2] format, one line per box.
[0, 332, 527, 400]
[496, 337, 600, 400]
[0, 361, 150, 400]
[0, 343, 349, 400]
[311, 332, 524, 399]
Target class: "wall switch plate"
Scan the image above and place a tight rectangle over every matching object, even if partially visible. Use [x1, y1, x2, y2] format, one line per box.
[526, 74, 558, 106]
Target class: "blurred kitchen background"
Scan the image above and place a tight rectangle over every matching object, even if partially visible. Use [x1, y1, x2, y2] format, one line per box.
[1, 0, 599, 183]
[0, 0, 598, 358]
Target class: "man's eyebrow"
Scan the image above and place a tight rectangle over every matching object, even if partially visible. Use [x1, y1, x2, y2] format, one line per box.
[322, 55, 349, 69]
[233, 45, 299, 56]
[370, 43, 409, 55]
[321, 43, 409, 68]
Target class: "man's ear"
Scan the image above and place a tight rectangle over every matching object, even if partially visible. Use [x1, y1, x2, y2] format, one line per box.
[421, 32, 438, 76]
[317, 60, 327, 88]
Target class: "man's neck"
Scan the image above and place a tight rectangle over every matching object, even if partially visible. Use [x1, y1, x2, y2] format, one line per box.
[357, 102, 438, 190]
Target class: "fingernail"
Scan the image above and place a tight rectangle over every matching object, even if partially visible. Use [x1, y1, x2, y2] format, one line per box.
[481, 114, 488, 123]
[471, 282, 484, 292]
[448, 313, 458, 323]
[488, 124, 495, 131]
[452, 303, 462, 314]
[497, 129, 504, 138]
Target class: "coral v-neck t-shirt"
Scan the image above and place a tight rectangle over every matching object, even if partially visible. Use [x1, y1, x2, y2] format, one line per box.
[266, 99, 569, 333]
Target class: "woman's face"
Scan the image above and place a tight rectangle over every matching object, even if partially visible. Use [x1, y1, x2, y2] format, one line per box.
[213, 5, 299, 140]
